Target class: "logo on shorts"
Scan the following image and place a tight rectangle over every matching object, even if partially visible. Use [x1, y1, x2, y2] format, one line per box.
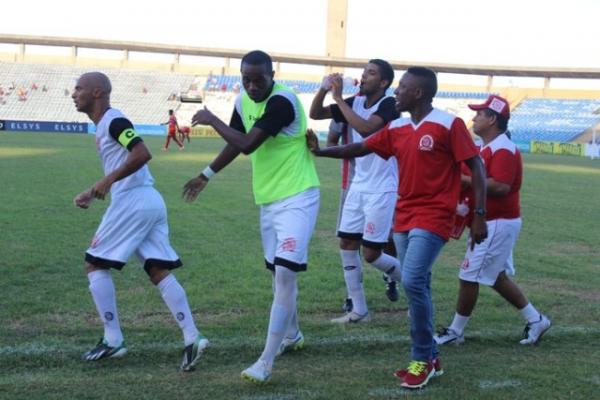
[176, 312, 185, 321]
[461, 258, 469, 270]
[281, 237, 297, 252]
[90, 235, 99, 248]
[419, 134, 434, 151]
[366, 222, 376, 235]
[104, 312, 114, 321]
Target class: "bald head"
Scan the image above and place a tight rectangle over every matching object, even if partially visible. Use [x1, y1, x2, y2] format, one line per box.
[73, 72, 112, 122]
[79, 72, 112, 98]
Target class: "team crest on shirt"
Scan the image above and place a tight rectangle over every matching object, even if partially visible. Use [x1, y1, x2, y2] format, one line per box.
[90, 235, 99, 248]
[419, 134, 434, 151]
[281, 237, 297, 252]
[461, 258, 469, 270]
[366, 222, 376, 235]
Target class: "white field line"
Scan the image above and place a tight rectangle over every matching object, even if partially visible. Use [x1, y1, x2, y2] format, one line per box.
[1, 325, 598, 356]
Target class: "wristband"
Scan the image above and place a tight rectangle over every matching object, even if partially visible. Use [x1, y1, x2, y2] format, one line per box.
[202, 166, 215, 179]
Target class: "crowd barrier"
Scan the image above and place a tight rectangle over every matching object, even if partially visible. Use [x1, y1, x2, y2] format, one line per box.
[190, 126, 219, 137]
[530, 140, 587, 156]
[2, 119, 598, 158]
[1, 119, 88, 134]
[88, 123, 165, 136]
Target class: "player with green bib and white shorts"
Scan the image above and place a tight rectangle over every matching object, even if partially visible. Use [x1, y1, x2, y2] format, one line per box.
[183, 50, 320, 384]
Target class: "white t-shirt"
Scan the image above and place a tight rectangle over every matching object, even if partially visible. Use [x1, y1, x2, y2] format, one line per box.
[94, 108, 154, 195]
[332, 95, 398, 193]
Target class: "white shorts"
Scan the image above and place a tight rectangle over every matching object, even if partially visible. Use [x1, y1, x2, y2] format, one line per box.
[337, 190, 396, 247]
[459, 218, 521, 286]
[85, 186, 181, 271]
[260, 187, 320, 272]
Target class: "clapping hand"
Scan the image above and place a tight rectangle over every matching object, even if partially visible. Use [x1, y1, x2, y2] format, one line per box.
[306, 129, 320, 154]
[191, 106, 215, 127]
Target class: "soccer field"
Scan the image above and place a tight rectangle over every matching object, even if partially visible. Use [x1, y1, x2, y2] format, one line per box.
[1, 132, 599, 400]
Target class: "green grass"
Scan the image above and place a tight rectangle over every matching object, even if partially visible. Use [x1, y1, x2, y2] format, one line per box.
[1, 132, 599, 399]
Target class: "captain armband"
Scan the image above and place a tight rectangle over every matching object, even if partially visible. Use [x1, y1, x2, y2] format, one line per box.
[117, 128, 141, 149]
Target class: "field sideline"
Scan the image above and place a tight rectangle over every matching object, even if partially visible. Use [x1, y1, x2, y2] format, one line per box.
[1, 132, 599, 400]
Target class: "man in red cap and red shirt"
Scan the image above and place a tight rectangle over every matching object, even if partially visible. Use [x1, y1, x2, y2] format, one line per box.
[434, 94, 552, 347]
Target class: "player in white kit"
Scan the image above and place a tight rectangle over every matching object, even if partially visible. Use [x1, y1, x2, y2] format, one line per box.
[72, 72, 208, 371]
[310, 59, 401, 323]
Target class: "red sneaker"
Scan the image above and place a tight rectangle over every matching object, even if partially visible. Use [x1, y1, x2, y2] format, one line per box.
[394, 357, 443, 379]
[398, 360, 435, 389]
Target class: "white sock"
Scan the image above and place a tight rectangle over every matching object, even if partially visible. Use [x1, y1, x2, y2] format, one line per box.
[285, 309, 300, 339]
[260, 266, 297, 366]
[88, 270, 123, 346]
[271, 272, 300, 340]
[157, 274, 199, 346]
[340, 249, 367, 315]
[449, 312, 470, 335]
[519, 303, 541, 324]
[370, 253, 402, 282]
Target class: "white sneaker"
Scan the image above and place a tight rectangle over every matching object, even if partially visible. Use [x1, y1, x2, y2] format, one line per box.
[330, 311, 371, 324]
[519, 314, 552, 345]
[241, 359, 272, 384]
[434, 327, 465, 345]
[276, 331, 304, 357]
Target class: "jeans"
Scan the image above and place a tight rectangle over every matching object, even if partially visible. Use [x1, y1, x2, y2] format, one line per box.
[393, 228, 446, 361]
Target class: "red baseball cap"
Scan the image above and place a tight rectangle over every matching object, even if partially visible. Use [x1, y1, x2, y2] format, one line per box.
[468, 95, 510, 119]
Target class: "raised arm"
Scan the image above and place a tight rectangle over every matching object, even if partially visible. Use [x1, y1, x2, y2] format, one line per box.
[192, 106, 272, 154]
[309, 74, 337, 120]
[329, 75, 388, 136]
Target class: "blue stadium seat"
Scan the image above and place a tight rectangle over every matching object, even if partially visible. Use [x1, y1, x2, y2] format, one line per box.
[509, 98, 600, 142]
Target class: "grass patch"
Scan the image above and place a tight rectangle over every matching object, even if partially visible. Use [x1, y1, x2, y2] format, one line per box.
[1, 132, 599, 399]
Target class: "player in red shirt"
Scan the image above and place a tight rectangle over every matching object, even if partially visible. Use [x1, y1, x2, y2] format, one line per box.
[162, 109, 184, 151]
[308, 66, 488, 389]
[434, 95, 551, 347]
[179, 126, 191, 144]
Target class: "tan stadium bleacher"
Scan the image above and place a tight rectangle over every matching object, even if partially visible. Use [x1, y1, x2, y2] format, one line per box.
[0, 62, 195, 124]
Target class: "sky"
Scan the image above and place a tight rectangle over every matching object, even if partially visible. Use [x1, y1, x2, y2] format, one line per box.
[2, 0, 600, 87]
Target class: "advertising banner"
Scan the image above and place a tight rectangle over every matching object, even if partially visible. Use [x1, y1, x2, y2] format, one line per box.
[88, 123, 165, 136]
[3, 120, 88, 133]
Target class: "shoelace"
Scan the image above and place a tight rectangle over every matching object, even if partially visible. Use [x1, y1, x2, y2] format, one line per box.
[407, 361, 427, 376]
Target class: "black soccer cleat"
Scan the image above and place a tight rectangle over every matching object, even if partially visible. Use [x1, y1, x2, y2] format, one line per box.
[383, 274, 399, 302]
[82, 338, 127, 361]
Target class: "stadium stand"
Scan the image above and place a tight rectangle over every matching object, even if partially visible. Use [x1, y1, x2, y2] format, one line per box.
[509, 98, 600, 143]
[0, 62, 195, 124]
[427, 91, 493, 131]
[4, 61, 600, 144]
[204, 74, 359, 95]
